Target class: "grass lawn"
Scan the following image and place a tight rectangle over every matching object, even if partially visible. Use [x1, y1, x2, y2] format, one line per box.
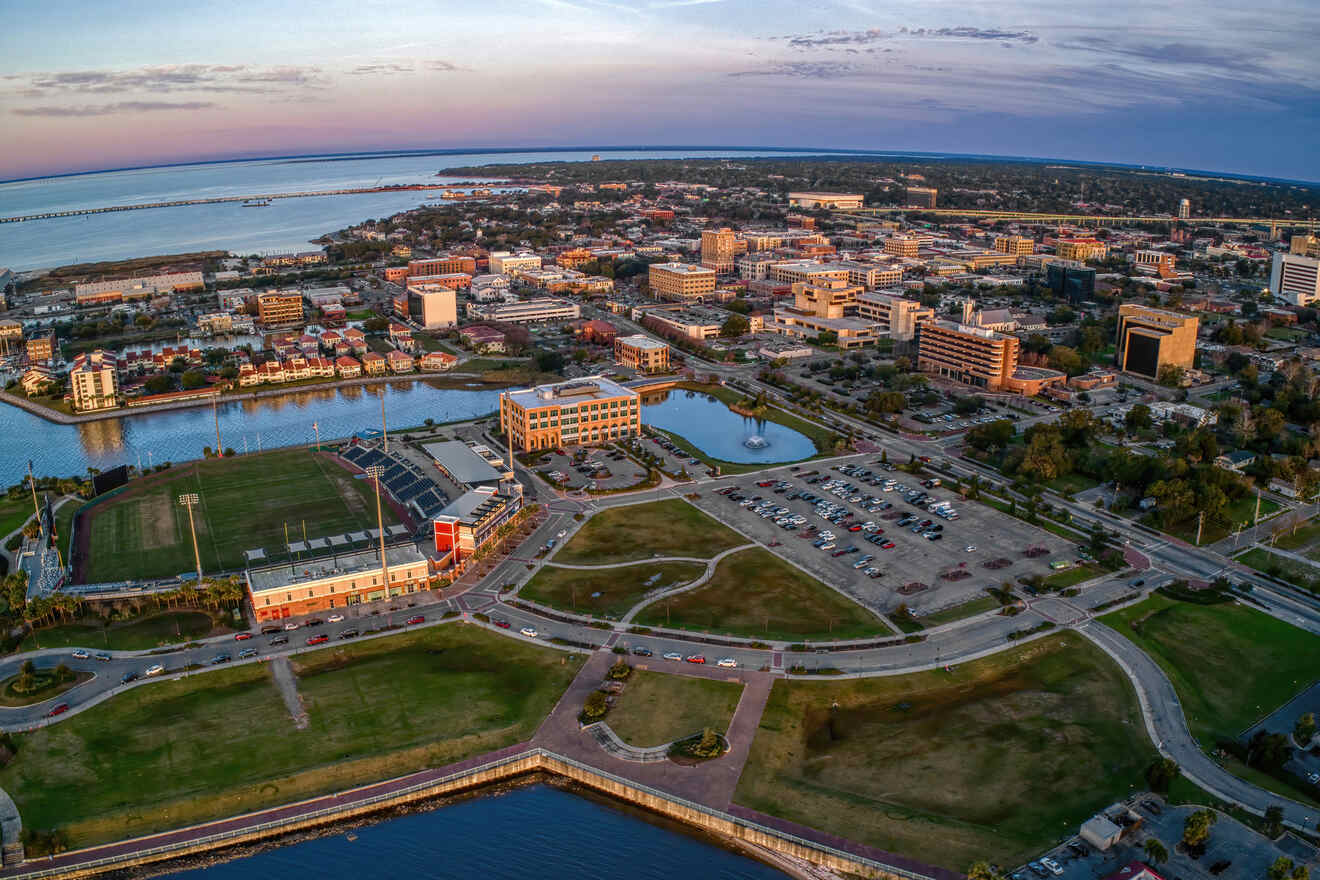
[1235, 547, 1320, 591]
[0, 497, 32, 542]
[1159, 495, 1284, 546]
[552, 499, 746, 565]
[81, 448, 398, 582]
[1042, 562, 1107, 590]
[1, 624, 581, 847]
[1047, 473, 1101, 495]
[520, 561, 706, 619]
[21, 611, 220, 652]
[53, 499, 78, 567]
[1272, 520, 1320, 552]
[606, 669, 743, 748]
[634, 547, 889, 641]
[1099, 594, 1320, 744]
[733, 634, 1154, 872]
[919, 595, 1001, 626]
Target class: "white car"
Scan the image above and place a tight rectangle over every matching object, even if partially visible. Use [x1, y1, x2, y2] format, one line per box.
[663, 651, 683, 661]
[717, 658, 738, 668]
[1041, 858, 1063, 876]
[557, 529, 567, 538]
[965, 545, 977, 553]
[327, 613, 344, 623]
[282, 621, 299, 631]
[519, 627, 539, 638]
[144, 664, 166, 677]
[72, 649, 89, 659]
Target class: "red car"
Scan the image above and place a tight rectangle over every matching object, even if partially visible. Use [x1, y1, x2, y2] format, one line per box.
[46, 703, 69, 717]
[234, 632, 253, 641]
[881, 541, 896, 549]
[305, 635, 329, 646]
[684, 655, 706, 664]
[756, 480, 774, 487]
[848, 524, 863, 532]
[406, 615, 425, 625]
[493, 618, 511, 629]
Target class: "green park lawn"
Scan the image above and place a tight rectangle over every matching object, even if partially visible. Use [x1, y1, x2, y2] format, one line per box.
[634, 547, 889, 641]
[734, 634, 1154, 872]
[1235, 547, 1320, 591]
[1, 624, 581, 848]
[1100, 593, 1320, 743]
[919, 595, 1001, 626]
[21, 611, 221, 652]
[1272, 520, 1320, 552]
[552, 498, 745, 565]
[80, 448, 399, 582]
[605, 669, 743, 748]
[0, 497, 32, 542]
[519, 561, 706, 619]
[1042, 562, 1107, 590]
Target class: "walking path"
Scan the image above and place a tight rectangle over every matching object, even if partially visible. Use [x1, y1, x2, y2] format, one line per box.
[268, 656, 307, 730]
[619, 544, 753, 624]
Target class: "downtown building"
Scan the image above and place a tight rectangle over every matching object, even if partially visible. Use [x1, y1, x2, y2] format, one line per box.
[648, 262, 718, 302]
[1114, 304, 1199, 379]
[500, 376, 641, 452]
[1270, 253, 1320, 306]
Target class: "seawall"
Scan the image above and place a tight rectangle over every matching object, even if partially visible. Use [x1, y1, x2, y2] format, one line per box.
[0, 748, 954, 880]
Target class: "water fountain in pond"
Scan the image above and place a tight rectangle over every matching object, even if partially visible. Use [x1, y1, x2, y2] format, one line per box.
[743, 434, 769, 450]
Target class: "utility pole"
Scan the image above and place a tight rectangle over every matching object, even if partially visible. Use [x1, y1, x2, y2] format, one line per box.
[212, 396, 223, 458]
[1254, 489, 1261, 526]
[365, 465, 390, 600]
[178, 493, 203, 584]
[1195, 510, 1204, 546]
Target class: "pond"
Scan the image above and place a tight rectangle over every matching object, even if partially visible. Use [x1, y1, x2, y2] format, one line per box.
[641, 390, 817, 465]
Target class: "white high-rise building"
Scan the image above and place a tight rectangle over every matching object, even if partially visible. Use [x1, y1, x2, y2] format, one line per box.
[1270, 253, 1320, 306]
[1177, 199, 1191, 220]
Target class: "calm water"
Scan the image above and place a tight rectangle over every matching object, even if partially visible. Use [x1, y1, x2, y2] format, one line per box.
[642, 391, 816, 464]
[0, 149, 835, 270]
[0, 381, 500, 487]
[154, 785, 785, 880]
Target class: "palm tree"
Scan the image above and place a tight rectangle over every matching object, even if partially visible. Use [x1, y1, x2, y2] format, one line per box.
[1143, 839, 1168, 866]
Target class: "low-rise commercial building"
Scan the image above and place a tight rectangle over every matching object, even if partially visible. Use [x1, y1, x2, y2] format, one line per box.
[465, 297, 580, 324]
[248, 542, 433, 621]
[769, 309, 877, 350]
[500, 376, 641, 452]
[432, 485, 523, 563]
[614, 334, 670, 373]
[73, 272, 203, 306]
[488, 251, 543, 274]
[788, 192, 864, 210]
[884, 235, 920, 258]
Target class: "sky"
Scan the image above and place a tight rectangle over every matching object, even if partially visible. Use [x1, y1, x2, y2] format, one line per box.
[2, 0, 1318, 182]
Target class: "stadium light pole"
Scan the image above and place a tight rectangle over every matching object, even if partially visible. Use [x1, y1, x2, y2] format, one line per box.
[364, 465, 390, 601]
[380, 394, 389, 453]
[212, 396, 223, 458]
[178, 493, 203, 584]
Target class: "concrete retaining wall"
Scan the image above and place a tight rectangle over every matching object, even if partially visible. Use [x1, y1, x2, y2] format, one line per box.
[6, 750, 944, 880]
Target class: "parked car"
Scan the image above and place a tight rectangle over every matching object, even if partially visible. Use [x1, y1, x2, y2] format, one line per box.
[270, 635, 289, 646]
[72, 649, 90, 659]
[234, 632, 253, 641]
[238, 648, 258, 659]
[327, 613, 345, 623]
[120, 671, 138, 684]
[260, 625, 281, 635]
[717, 658, 738, 668]
[520, 626, 539, 638]
[493, 618, 511, 629]
[337, 628, 359, 639]
[685, 655, 706, 664]
[282, 621, 299, 631]
[145, 664, 166, 676]
[209, 653, 231, 665]
[1040, 858, 1063, 876]
[305, 635, 329, 646]
[632, 646, 653, 657]
[406, 615, 425, 625]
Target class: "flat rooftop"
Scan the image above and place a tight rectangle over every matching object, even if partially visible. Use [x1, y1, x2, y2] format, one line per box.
[651, 262, 715, 275]
[616, 334, 667, 351]
[423, 440, 505, 486]
[248, 541, 427, 593]
[506, 375, 639, 410]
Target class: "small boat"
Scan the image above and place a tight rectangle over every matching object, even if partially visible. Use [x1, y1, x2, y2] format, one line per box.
[345, 832, 357, 842]
[242, 199, 272, 207]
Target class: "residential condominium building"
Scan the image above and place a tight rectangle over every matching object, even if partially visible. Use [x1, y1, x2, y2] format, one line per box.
[614, 334, 670, 373]
[1270, 253, 1320, 306]
[1115, 303, 1199, 379]
[465, 297, 580, 324]
[700, 227, 740, 274]
[993, 236, 1035, 256]
[0, 319, 23, 356]
[500, 376, 641, 452]
[487, 251, 543, 274]
[855, 292, 934, 341]
[69, 349, 119, 412]
[916, 320, 1020, 391]
[648, 262, 717, 302]
[256, 289, 305, 327]
[788, 192, 864, 210]
[25, 331, 57, 364]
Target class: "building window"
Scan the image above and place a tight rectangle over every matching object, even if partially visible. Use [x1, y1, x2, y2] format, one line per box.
[264, 597, 270, 605]
[286, 593, 292, 602]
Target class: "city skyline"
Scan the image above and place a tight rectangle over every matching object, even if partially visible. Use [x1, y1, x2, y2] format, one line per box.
[3, 0, 1319, 182]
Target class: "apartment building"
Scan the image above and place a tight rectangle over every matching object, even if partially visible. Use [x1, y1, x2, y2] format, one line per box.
[248, 542, 432, 621]
[408, 256, 476, 277]
[256, 289, 305, 327]
[1270, 253, 1320, 306]
[613, 334, 670, 373]
[905, 186, 938, 209]
[465, 297, 580, 324]
[0, 319, 21, 356]
[916, 320, 1020, 391]
[856, 292, 934, 341]
[884, 235, 920, 257]
[500, 376, 642, 452]
[69, 349, 119, 412]
[994, 236, 1035, 256]
[793, 279, 864, 319]
[488, 251, 543, 274]
[648, 262, 717, 302]
[404, 283, 458, 329]
[788, 192, 864, 210]
[1115, 304, 1199, 379]
[25, 331, 57, 364]
[700, 227, 740, 274]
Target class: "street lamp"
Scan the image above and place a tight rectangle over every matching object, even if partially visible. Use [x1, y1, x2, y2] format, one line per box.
[178, 493, 203, 584]
[364, 465, 390, 603]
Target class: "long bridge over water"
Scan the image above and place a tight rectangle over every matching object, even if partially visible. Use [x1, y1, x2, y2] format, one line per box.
[842, 206, 1320, 236]
[0, 183, 498, 224]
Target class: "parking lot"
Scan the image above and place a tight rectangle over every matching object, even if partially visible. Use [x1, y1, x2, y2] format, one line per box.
[689, 456, 1077, 620]
[528, 446, 653, 492]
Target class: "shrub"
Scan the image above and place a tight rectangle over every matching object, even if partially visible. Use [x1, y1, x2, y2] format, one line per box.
[581, 690, 608, 722]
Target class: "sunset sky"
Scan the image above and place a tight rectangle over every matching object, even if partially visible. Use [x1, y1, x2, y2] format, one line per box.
[3, 0, 1318, 181]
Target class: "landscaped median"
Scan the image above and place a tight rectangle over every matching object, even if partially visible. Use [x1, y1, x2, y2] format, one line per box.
[0, 623, 583, 850]
[733, 633, 1155, 872]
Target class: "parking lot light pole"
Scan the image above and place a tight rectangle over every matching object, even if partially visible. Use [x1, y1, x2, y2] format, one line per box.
[178, 493, 203, 584]
[365, 465, 390, 601]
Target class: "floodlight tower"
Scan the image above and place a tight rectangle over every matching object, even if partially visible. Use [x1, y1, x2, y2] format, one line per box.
[364, 465, 390, 600]
[178, 493, 203, 583]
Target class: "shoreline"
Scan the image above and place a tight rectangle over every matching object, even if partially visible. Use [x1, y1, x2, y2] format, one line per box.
[0, 373, 505, 426]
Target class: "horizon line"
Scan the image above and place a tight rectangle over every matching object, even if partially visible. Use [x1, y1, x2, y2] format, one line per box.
[3, 144, 1318, 189]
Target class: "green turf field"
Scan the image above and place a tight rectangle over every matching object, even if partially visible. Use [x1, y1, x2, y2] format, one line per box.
[81, 448, 400, 582]
[734, 634, 1153, 871]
